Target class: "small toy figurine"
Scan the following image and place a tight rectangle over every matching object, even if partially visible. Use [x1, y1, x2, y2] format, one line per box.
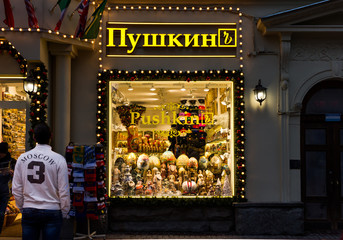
[197, 170, 205, 188]
[145, 170, 153, 185]
[207, 184, 215, 196]
[145, 181, 154, 195]
[112, 166, 121, 184]
[112, 181, 123, 196]
[215, 178, 222, 196]
[153, 170, 162, 194]
[135, 180, 144, 195]
[160, 163, 167, 179]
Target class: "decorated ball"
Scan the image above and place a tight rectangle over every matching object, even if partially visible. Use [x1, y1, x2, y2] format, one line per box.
[149, 155, 161, 169]
[199, 156, 208, 170]
[182, 180, 197, 194]
[160, 151, 176, 165]
[187, 157, 198, 169]
[137, 154, 150, 170]
[176, 154, 189, 167]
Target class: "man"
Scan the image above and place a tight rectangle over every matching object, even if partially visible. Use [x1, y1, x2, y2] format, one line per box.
[0, 142, 16, 233]
[12, 123, 70, 240]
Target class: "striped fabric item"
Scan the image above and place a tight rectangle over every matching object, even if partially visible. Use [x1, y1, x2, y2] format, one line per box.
[24, 0, 39, 28]
[3, 0, 14, 27]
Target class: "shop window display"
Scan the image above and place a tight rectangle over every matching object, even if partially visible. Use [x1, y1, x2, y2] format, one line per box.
[0, 84, 26, 160]
[108, 81, 234, 197]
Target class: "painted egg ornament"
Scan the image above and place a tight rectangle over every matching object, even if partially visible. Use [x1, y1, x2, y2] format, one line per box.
[210, 155, 222, 174]
[187, 157, 198, 169]
[199, 156, 208, 170]
[176, 154, 189, 167]
[160, 151, 176, 165]
[126, 152, 137, 167]
[137, 154, 150, 170]
[149, 155, 161, 169]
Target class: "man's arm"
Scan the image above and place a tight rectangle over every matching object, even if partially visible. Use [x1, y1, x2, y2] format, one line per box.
[58, 158, 70, 218]
[12, 161, 23, 211]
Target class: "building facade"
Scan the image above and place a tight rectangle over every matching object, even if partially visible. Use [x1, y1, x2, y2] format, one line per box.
[0, 0, 342, 235]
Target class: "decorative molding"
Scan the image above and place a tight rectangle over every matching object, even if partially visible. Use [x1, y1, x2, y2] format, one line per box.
[291, 40, 343, 61]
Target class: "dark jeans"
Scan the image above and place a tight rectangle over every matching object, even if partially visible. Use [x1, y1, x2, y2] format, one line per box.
[0, 193, 9, 233]
[22, 208, 63, 240]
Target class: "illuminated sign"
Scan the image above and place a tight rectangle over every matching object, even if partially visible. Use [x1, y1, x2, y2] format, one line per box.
[106, 22, 237, 58]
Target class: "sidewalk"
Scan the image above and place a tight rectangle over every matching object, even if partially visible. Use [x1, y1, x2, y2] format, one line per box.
[105, 231, 342, 240]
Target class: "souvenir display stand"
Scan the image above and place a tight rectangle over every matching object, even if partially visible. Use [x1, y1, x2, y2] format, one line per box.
[66, 144, 108, 240]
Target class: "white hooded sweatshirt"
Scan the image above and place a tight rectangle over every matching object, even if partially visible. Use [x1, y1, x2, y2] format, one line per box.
[12, 144, 70, 218]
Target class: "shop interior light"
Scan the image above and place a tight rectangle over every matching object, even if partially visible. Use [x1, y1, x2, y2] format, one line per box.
[181, 85, 186, 91]
[128, 84, 133, 91]
[204, 85, 210, 92]
[253, 79, 267, 106]
[150, 84, 156, 91]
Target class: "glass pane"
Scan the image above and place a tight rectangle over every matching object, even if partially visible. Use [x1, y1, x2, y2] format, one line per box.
[306, 88, 343, 114]
[2, 109, 26, 160]
[305, 129, 326, 145]
[341, 152, 343, 197]
[341, 129, 343, 145]
[306, 203, 327, 219]
[0, 83, 26, 101]
[306, 151, 326, 196]
[109, 81, 234, 197]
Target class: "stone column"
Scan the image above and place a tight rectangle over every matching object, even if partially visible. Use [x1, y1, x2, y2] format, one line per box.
[49, 43, 77, 155]
[279, 33, 291, 202]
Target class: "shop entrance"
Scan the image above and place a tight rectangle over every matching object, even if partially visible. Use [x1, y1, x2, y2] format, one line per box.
[301, 80, 343, 230]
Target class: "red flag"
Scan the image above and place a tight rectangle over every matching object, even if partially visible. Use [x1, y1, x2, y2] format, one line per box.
[74, 0, 90, 38]
[24, 0, 39, 28]
[3, 0, 14, 28]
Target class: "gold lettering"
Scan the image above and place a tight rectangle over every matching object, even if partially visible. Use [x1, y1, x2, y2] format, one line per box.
[201, 34, 217, 47]
[143, 34, 166, 47]
[168, 34, 183, 47]
[161, 111, 171, 124]
[127, 33, 142, 54]
[131, 112, 140, 124]
[152, 115, 160, 124]
[107, 28, 128, 47]
[184, 34, 200, 47]
[141, 115, 151, 125]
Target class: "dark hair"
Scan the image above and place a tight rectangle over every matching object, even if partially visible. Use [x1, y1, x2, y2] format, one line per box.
[0, 142, 8, 154]
[34, 122, 51, 144]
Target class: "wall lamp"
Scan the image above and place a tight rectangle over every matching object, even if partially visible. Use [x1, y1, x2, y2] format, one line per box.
[253, 79, 267, 106]
[23, 70, 38, 95]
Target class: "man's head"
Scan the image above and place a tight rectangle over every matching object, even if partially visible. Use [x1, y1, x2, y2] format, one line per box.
[0, 142, 8, 158]
[34, 122, 51, 144]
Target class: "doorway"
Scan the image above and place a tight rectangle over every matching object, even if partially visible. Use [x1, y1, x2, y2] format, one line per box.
[301, 80, 343, 230]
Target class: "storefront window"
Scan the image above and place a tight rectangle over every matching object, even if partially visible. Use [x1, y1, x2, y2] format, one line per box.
[0, 82, 26, 159]
[108, 81, 234, 197]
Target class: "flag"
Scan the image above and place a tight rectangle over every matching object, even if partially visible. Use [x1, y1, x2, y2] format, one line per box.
[82, 0, 107, 39]
[3, 0, 14, 28]
[74, 0, 90, 38]
[24, 0, 39, 28]
[54, 0, 71, 32]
